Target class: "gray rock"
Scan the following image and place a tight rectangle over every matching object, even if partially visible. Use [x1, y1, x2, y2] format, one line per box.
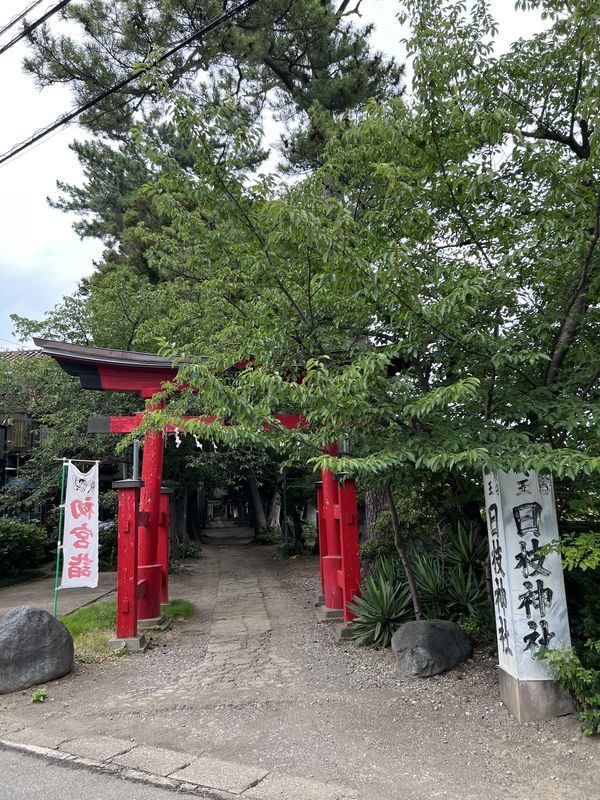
[0, 606, 74, 693]
[391, 619, 472, 677]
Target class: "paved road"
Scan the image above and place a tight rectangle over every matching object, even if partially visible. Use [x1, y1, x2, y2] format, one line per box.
[0, 570, 116, 617]
[0, 748, 188, 800]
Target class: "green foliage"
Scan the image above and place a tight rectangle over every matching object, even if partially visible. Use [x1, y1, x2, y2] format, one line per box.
[30, 688, 47, 703]
[348, 565, 413, 648]
[255, 526, 283, 545]
[446, 565, 487, 617]
[446, 523, 487, 569]
[98, 527, 118, 571]
[564, 569, 600, 671]
[550, 533, 600, 572]
[457, 607, 496, 646]
[60, 600, 116, 638]
[0, 518, 46, 578]
[538, 647, 600, 736]
[359, 536, 397, 576]
[360, 513, 492, 636]
[161, 599, 196, 620]
[301, 520, 317, 545]
[177, 540, 202, 559]
[169, 559, 184, 575]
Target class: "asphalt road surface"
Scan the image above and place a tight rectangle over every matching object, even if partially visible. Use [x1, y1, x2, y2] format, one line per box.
[0, 748, 189, 800]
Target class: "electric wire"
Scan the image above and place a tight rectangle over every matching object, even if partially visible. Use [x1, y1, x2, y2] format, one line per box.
[0, 0, 260, 167]
[0, 0, 47, 39]
[0, 0, 73, 57]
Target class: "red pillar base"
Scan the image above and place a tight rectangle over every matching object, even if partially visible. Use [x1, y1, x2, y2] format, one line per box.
[137, 564, 162, 621]
[157, 488, 173, 604]
[322, 555, 344, 609]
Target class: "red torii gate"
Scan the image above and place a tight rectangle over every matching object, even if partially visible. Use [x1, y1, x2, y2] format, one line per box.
[35, 339, 360, 647]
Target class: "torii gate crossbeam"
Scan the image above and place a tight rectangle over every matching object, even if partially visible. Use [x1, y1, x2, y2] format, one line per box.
[34, 339, 361, 643]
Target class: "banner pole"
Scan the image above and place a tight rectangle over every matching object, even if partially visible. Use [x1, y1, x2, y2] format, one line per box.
[53, 460, 68, 617]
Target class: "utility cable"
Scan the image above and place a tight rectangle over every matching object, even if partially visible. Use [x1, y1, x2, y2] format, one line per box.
[0, 0, 72, 57]
[0, 0, 260, 167]
[0, 0, 46, 39]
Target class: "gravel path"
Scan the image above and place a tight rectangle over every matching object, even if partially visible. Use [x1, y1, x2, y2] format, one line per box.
[1, 532, 598, 799]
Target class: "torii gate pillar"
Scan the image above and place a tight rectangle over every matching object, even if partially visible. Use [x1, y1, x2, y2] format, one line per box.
[33, 339, 362, 629]
[136, 393, 164, 622]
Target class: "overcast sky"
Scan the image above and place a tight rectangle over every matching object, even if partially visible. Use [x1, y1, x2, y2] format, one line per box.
[0, 1, 544, 348]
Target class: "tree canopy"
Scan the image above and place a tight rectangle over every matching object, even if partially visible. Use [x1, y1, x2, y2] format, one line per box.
[10, 0, 600, 531]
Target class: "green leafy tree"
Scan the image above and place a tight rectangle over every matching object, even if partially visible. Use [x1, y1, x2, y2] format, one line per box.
[0, 353, 134, 518]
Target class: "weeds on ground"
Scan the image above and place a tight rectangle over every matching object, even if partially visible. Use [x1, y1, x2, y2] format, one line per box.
[161, 599, 196, 620]
[30, 688, 47, 703]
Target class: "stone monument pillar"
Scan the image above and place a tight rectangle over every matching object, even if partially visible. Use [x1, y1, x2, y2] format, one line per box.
[483, 469, 574, 722]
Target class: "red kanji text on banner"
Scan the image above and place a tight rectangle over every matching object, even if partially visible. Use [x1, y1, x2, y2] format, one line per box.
[60, 462, 99, 589]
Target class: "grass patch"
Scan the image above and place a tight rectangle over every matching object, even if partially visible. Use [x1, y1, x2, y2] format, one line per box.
[60, 600, 117, 638]
[60, 600, 116, 662]
[161, 599, 196, 620]
[58, 597, 195, 661]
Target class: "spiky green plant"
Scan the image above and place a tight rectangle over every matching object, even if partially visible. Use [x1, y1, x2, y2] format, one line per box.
[447, 565, 487, 616]
[445, 523, 487, 568]
[348, 573, 413, 648]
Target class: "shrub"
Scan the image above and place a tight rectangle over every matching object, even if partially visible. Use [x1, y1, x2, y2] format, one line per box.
[409, 551, 449, 618]
[446, 565, 488, 617]
[538, 646, 600, 735]
[445, 522, 487, 569]
[0, 517, 46, 577]
[177, 540, 202, 559]
[457, 607, 496, 645]
[360, 536, 396, 577]
[348, 560, 414, 648]
[98, 526, 118, 570]
[255, 526, 282, 545]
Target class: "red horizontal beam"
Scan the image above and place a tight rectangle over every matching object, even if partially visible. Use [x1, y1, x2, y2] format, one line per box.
[92, 413, 307, 435]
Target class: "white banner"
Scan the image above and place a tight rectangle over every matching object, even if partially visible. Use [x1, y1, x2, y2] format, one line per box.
[60, 462, 99, 589]
[483, 470, 571, 680]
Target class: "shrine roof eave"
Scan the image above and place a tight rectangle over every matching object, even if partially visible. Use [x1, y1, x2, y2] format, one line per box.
[33, 338, 203, 394]
[33, 338, 181, 369]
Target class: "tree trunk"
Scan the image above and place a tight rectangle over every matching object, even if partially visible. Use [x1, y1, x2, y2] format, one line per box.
[247, 476, 267, 530]
[291, 504, 305, 549]
[385, 486, 424, 620]
[266, 488, 282, 531]
[365, 487, 388, 539]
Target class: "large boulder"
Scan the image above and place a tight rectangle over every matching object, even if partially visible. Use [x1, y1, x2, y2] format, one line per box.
[391, 619, 472, 677]
[0, 606, 74, 694]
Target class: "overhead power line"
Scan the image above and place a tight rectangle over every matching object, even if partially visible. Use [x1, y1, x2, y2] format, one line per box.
[0, 0, 261, 168]
[0, 0, 73, 57]
[0, 0, 46, 39]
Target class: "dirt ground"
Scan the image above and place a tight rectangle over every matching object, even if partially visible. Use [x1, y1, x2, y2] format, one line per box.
[1, 535, 598, 800]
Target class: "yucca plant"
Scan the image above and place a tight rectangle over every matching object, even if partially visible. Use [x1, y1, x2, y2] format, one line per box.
[447, 565, 487, 616]
[409, 550, 449, 618]
[348, 573, 413, 648]
[445, 523, 487, 569]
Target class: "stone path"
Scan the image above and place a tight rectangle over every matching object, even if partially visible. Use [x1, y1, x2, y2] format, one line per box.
[139, 547, 300, 706]
[1, 525, 599, 800]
